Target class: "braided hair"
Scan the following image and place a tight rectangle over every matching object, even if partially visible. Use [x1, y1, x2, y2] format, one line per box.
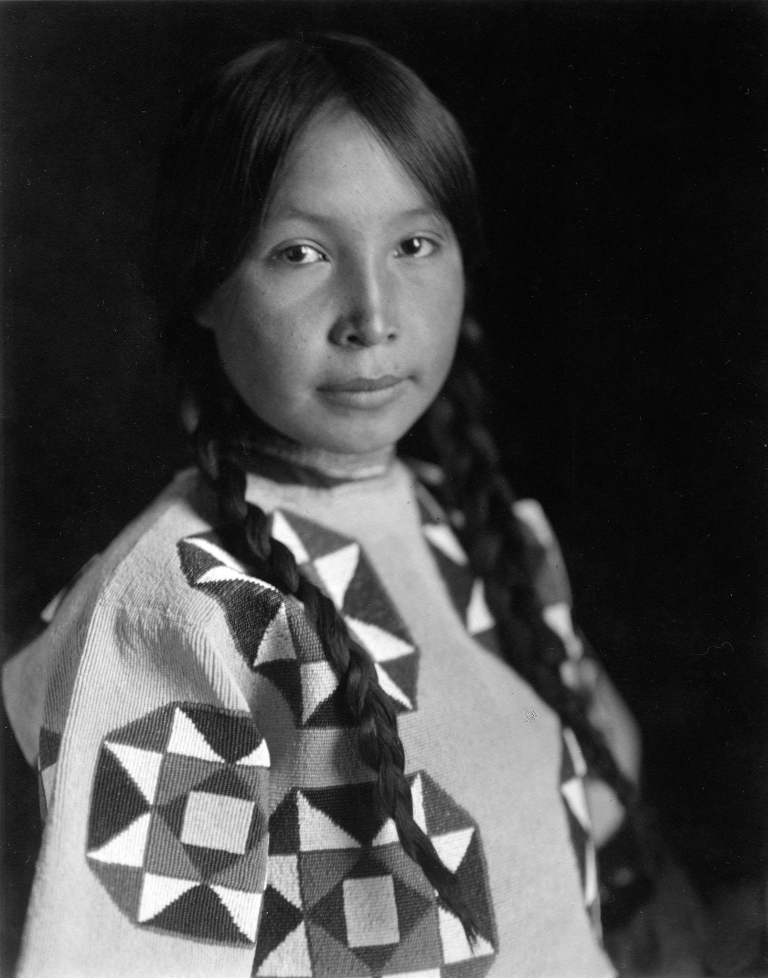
[152, 33, 643, 940]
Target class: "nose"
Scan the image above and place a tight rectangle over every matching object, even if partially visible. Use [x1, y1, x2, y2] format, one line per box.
[329, 258, 398, 348]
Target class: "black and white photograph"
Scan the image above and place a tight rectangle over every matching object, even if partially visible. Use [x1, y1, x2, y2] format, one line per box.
[2, 2, 767, 975]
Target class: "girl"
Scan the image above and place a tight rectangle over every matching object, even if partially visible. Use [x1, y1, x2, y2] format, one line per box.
[4, 33, 644, 977]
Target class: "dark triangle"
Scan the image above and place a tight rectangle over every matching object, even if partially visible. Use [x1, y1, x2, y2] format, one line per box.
[39, 727, 61, 769]
[268, 791, 300, 855]
[454, 832, 497, 948]
[198, 579, 284, 669]
[177, 535, 224, 587]
[181, 705, 264, 764]
[305, 876, 347, 946]
[377, 654, 418, 713]
[256, 661, 303, 724]
[277, 510, 352, 561]
[251, 885, 304, 974]
[88, 746, 150, 850]
[182, 841, 241, 881]
[147, 884, 250, 945]
[417, 771, 475, 837]
[302, 681, 352, 729]
[343, 554, 412, 642]
[430, 546, 474, 620]
[285, 602, 325, 664]
[301, 782, 385, 848]
[109, 702, 174, 753]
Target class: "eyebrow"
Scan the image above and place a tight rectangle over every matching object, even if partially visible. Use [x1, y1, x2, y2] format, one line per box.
[265, 205, 444, 226]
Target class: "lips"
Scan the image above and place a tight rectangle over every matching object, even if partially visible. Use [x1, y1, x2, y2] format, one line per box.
[318, 374, 408, 409]
[320, 375, 403, 393]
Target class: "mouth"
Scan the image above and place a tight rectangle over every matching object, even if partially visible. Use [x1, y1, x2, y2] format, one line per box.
[318, 375, 408, 408]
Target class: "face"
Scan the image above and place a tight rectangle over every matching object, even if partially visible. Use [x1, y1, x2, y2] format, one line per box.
[197, 110, 465, 458]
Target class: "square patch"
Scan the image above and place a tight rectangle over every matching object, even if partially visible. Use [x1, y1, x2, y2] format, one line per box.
[181, 792, 256, 854]
[343, 875, 400, 948]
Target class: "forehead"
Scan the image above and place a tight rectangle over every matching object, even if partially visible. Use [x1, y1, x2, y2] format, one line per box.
[265, 110, 433, 226]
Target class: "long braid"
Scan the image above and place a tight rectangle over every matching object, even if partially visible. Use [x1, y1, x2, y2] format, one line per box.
[428, 350, 638, 814]
[193, 404, 481, 941]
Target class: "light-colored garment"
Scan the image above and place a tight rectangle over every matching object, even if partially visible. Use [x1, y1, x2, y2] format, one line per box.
[4, 460, 615, 978]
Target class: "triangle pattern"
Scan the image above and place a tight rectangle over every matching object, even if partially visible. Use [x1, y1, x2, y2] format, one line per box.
[438, 908, 494, 964]
[423, 523, 468, 566]
[166, 708, 223, 763]
[267, 855, 302, 909]
[236, 741, 270, 768]
[374, 664, 412, 711]
[432, 828, 475, 874]
[211, 885, 263, 942]
[255, 920, 313, 976]
[346, 618, 414, 663]
[297, 792, 362, 852]
[185, 536, 249, 573]
[271, 511, 311, 565]
[300, 662, 340, 724]
[88, 812, 151, 868]
[106, 743, 164, 804]
[197, 565, 261, 586]
[410, 775, 428, 834]
[138, 873, 197, 923]
[466, 580, 495, 636]
[371, 818, 400, 848]
[256, 605, 297, 664]
[314, 544, 360, 609]
[561, 778, 592, 832]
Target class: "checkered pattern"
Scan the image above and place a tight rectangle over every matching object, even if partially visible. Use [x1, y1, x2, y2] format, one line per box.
[86, 703, 270, 945]
[253, 772, 497, 977]
[559, 728, 601, 939]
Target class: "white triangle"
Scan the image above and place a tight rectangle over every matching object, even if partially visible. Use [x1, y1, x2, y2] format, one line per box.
[374, 664, 412, 711]
[138, 873, 198, 922]
[197, 565, 264, 586]
[438, 907, 494, 963]
[561, 778, 592, 832]
[300, 661, 340, 723]
[297, 792, 361, 852]
[166, 707, 223, 762]
[371, 817, 399, 847]
[270, 511, 310, 565]
[236, 740, 271, 768]
[211, 886, 263, 942]
[432, 827, 474, 873]
[257, 605, 297, 664]
[88, 812, 151, 867]
[423, 523, 468, 565]
[185, 536, 249, 572]
[411, 774, 428, 834]
[562, 727, 588, 777]
[255, 920, 312, 976]
[584, 839, 598, 907]
[268, 855, 302, 909]
[41, 763, 57, 810]
[346, 617, 414, 662]
[314, 543, 359, 609]
[466, 580, 495, 635]
[106, 742, 164, 804]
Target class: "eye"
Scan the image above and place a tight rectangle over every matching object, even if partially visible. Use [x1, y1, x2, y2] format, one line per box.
[274, 243, 328, 265]
[396, 236, 439, 259]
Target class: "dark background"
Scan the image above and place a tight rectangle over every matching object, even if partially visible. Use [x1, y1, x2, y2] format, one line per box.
[2, 0, 767, 971]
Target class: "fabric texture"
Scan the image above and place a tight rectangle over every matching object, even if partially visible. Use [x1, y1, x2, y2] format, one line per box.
[4, 460, 615, 978]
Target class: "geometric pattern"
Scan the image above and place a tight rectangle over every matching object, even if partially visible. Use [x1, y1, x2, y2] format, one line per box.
[414, 483, 499, 655]
[86, 703, 270, 946]
[559, 728, 602, 940]
[179, 510, 420, 722]
[253, 771, 497, 977]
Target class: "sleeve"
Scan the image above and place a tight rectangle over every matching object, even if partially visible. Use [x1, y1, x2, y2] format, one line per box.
[15, 593, 271, 978]
[513, 499, 642, 844]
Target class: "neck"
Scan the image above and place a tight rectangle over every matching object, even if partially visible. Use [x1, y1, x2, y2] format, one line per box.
[244, 427, 396, 483]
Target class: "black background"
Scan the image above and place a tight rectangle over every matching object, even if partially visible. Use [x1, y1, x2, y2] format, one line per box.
[2, 0, 767, 968]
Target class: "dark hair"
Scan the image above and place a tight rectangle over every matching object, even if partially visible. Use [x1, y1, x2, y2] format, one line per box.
[153, 33, 641, 941]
